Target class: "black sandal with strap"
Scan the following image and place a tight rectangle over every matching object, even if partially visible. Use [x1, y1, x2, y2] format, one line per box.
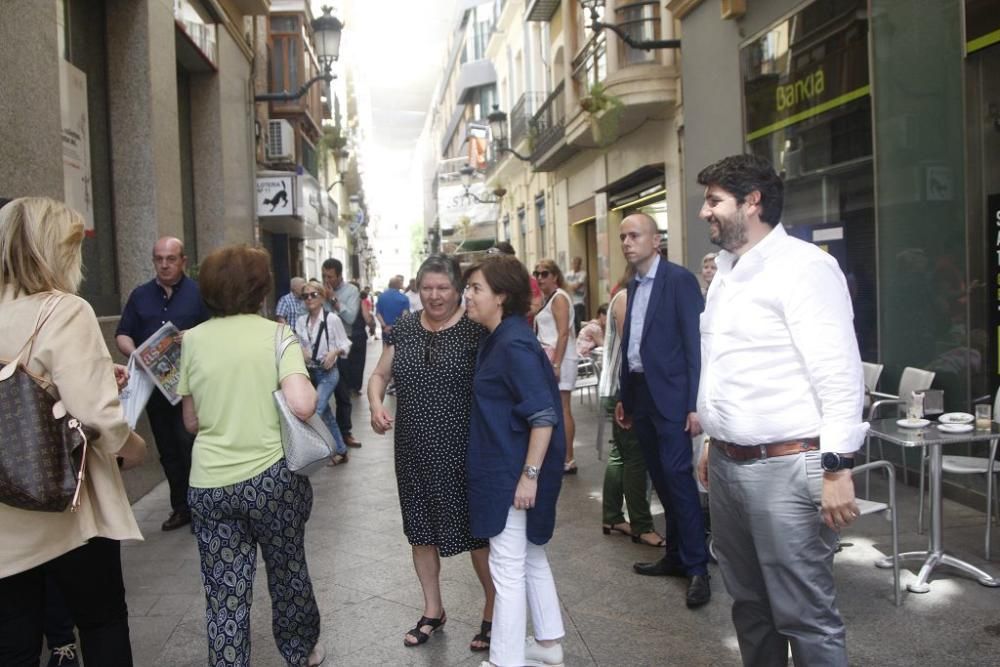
[469, 619, 491, 652]
[403, 611, 446, 647]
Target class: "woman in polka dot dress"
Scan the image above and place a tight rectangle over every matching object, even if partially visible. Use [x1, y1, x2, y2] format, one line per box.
[367, 254, 496, 652]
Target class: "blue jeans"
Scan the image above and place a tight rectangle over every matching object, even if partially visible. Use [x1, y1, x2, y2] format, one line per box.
[309, 366, 348, 456]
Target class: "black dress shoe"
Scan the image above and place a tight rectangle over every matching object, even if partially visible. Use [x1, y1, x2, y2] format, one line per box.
[686, 574, 712, 609]
[162, 511, 191, 532]
[632, 557, 687, 578]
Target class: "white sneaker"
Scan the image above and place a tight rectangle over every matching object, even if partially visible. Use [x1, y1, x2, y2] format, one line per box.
[524, 636, 564, 667]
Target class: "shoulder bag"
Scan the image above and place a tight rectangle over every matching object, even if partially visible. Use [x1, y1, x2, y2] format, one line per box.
[0, 293, 96, 512]
[272, 325, 335, 475]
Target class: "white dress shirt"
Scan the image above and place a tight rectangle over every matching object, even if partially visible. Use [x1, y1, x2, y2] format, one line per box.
[697, 224, 868, 454]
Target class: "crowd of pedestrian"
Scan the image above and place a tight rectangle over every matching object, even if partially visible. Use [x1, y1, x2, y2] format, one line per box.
[0, 153, 868, 667]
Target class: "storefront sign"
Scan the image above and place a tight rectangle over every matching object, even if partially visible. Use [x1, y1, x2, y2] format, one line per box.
[59, 60, 94, 236]
[741, 0, 869, 142]
[990, 193, 1000, 379]
[296, 174, 322, 229]
[256, 176, 294, 217]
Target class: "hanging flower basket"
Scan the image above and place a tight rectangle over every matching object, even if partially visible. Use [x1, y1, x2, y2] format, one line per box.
[580, 82, 623, 147]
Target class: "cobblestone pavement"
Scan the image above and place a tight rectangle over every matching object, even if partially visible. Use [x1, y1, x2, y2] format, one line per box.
[115, 343, 1000, 666]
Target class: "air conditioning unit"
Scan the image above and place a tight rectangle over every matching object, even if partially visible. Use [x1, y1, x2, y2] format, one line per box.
[266, 119, 295, 161]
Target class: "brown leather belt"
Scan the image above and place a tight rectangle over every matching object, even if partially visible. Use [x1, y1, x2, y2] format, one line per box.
[711, 437, 820, 461]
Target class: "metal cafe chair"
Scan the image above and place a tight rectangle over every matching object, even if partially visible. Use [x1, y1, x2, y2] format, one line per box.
[918, 394, 1000, 559]
[850, 460, 901, 606]
[865, 366, 936, 492]
[862, 361, 884, 411]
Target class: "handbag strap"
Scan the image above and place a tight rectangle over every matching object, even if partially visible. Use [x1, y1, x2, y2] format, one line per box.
[310, 316, 328, 364]
[0, 292, 65, 383]
[274, 323, 297, 386]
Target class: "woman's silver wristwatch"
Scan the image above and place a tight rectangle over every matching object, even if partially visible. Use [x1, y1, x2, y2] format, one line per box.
[522, 464, 539, 480]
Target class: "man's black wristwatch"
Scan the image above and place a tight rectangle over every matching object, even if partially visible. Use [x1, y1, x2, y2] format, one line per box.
[821, 452, 855, 472]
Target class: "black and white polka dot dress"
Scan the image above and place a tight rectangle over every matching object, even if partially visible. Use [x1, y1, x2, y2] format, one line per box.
[388, 313, 489, 557]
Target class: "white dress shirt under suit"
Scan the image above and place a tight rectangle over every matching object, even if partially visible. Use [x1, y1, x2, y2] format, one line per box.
[697, 224, 868, 454]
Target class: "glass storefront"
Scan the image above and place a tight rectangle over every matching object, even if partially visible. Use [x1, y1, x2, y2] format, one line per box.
[740, 0, 876, 361]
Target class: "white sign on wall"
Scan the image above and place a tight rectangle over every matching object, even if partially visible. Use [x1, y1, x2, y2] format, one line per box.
[60, 60, 94, 235]
[256, 176, 294, 217]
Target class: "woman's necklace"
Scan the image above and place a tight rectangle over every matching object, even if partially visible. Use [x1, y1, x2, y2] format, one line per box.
[422, 307, 461, 333]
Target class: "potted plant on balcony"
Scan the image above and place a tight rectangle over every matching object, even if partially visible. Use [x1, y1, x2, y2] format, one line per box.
[579, 82, 622, 146]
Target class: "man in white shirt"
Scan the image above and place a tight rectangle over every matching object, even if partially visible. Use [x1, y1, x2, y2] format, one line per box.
[695, 154, 866, 667]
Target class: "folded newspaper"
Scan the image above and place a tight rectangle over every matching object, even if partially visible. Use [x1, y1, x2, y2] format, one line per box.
[134, 322, 183, 405]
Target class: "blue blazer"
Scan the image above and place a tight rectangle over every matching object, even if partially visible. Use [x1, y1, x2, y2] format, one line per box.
[619, 259, 704, 422]
[467, 316, 565, 545]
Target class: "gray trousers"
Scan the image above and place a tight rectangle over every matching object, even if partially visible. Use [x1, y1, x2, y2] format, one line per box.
[709, 447, 847, 667]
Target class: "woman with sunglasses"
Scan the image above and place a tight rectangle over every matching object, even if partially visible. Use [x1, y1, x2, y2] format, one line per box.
[464, 254, 566, 667]
[293, 279, 351, 465]
[367, 255, 496, 652]
[533, 259, 579, 475]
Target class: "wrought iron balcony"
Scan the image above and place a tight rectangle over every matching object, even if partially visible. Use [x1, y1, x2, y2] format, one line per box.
[530, 82, 566, 160]
[510, 92, 546, 150]
[571, 32, 608, 100]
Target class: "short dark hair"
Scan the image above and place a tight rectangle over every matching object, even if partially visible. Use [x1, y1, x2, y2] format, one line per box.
[493, 241, 516, 256]
[596, 303, 609, 317]
[199, 245, 272, 316]
[417, 253, 463, 293]
[696, 154, 784, 226]
[322, 257, 343, 276]
[464, 255, 531, 317]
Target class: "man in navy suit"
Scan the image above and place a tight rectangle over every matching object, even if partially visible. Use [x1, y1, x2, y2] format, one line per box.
[614, 212, 710, 609]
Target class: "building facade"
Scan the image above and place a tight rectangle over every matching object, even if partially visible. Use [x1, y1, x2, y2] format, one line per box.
[671, 0, 999, 500]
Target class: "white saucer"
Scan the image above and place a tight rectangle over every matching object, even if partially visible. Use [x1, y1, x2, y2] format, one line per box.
[937, 422, 974, 434]
[896, 418, 930, 429]
[939, 412, 974, 424]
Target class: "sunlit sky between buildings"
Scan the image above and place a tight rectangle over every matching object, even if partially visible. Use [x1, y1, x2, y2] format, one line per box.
[315, 0, 458, 287]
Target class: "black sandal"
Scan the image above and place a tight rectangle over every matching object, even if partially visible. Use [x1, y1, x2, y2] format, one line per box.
[403, 611, 446, 647]
[469, 620, 491, 652]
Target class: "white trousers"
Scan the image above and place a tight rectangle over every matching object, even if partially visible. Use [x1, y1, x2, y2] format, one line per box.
[489, 507, 565, 667]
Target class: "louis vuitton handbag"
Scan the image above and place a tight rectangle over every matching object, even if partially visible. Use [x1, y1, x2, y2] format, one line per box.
[272, 325, 334, 475]
[0, 294, 95, 512]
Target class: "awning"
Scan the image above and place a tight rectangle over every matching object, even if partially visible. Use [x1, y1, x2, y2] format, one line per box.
[597, 164, 665, 197]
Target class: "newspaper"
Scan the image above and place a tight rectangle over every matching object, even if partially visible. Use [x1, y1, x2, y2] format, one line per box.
[134, 322, 183, 405]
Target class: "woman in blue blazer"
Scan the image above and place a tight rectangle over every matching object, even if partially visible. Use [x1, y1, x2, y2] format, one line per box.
[464, 255, 567, 667]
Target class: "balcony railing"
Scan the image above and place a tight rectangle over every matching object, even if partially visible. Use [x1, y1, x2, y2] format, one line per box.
[530, 82, 565, 159]
[571, 32, 607, 100]
[615, 1, 661, 66]
[510, 92, 546, 149]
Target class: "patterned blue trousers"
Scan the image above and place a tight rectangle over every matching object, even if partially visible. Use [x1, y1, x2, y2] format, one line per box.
[189, 459, 320, 666]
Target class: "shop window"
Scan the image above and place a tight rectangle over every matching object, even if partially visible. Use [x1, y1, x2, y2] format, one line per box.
[740, 0, 876, 361]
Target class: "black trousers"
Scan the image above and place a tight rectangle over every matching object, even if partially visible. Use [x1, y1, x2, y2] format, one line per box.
[346, 333, 367, 392]
[145, 390, 194, 513]
[0, 538, 132, 666]
[334, 356, 353, 436]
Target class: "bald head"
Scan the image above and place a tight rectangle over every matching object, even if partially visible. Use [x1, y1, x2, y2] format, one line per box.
[622, 212, 658, 236]
[152, 236, 187, 286]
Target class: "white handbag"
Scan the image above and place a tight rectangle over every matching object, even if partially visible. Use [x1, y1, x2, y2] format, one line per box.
[273, 326, 334, 475]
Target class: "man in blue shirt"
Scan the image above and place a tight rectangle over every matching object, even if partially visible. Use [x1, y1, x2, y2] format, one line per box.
[615, 213, 709, 609]
[116, 237, 209, 531]
[275, 276, 307, 325]
[375, 275, 410, 337]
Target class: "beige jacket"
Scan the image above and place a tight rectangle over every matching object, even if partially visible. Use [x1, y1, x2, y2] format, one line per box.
[0, 288, 143, 578]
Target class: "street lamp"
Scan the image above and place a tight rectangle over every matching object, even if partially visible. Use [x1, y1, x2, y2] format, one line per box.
[325, 148, 351, 192]
[579, 0, 680, 51]
[255, 6, 345, 102]
[487, 106, 531, 162]
[458, 163, 507, 204]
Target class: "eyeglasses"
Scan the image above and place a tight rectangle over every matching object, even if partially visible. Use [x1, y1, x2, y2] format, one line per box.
[532, 270, 551, 279]
[303, 291, 323, 300]
[424, 332, 439, 366]
[485, 247, 502, 255]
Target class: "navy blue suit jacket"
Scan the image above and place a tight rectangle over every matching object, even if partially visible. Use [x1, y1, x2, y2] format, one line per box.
[619, 259, 704, 422]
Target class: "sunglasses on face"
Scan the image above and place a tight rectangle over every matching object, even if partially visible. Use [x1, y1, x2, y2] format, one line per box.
[303, 291, 323, 300]
[532, 270, 551, 279]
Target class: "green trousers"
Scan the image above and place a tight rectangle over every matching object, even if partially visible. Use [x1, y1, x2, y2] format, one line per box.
[602, 419, 654, 534]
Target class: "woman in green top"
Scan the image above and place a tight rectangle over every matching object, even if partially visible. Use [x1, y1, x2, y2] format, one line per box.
[177, 245, 326, 667]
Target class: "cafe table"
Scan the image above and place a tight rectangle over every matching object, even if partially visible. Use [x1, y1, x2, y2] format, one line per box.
[867, 418, 999, 592]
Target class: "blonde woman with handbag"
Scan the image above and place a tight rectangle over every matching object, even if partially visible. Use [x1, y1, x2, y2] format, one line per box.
[0, 197, 146, 665]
